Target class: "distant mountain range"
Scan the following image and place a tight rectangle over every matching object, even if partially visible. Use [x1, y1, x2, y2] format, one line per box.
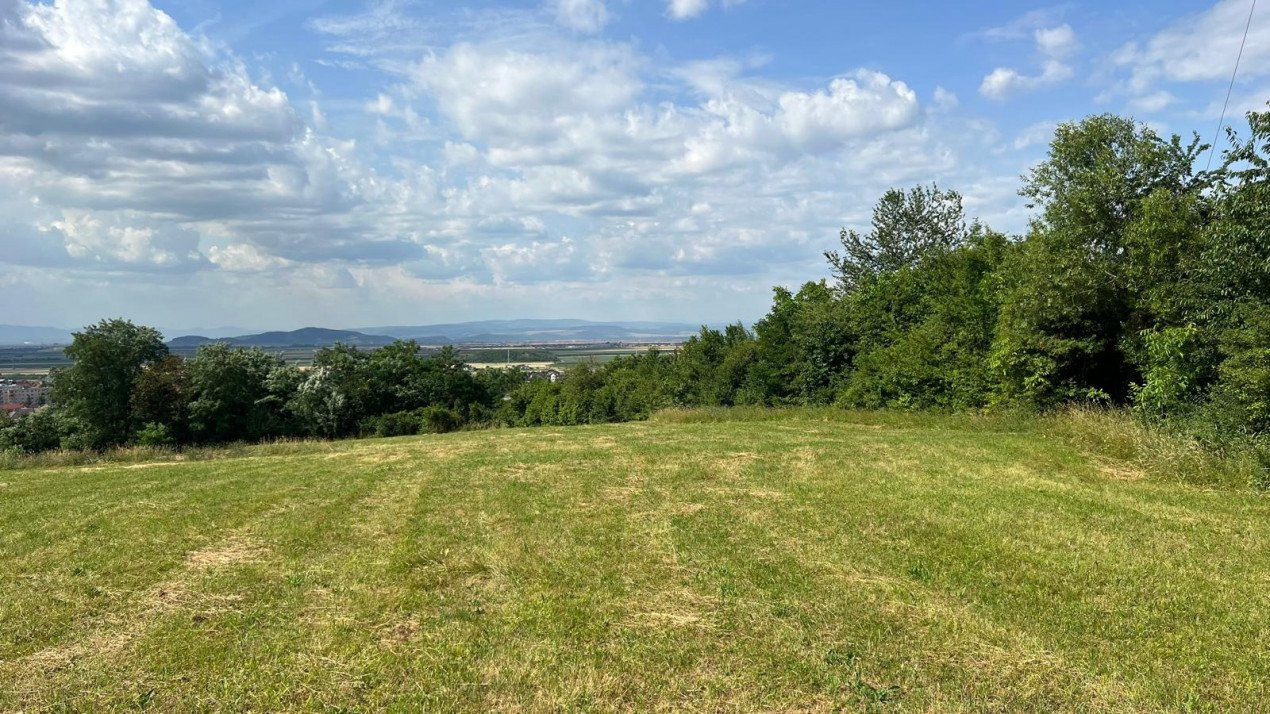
[1, 319, 704, 348]
[356, 319, 701, 344]
[168, 328, 396, 348]
[0, 324, 250, 346]
[0, 325, 75, 345]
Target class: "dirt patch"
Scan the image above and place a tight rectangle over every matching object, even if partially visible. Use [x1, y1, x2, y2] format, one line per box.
[8, 629, 138, 675]
[185, 539, 266, 570]
[630, 611, 708, 627]
[744, 488, 786, 499]
[379, 616, 421, 647]
[626, 587, 718, 630]
[121, 459, 187, 469]
[783, 446, 818, 470]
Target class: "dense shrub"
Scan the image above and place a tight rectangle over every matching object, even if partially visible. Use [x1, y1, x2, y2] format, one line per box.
[135, 421, 177, 447]
[420, 406, 462, 434]
[361, 411, 423, 438]
[0, 409, 66, 454]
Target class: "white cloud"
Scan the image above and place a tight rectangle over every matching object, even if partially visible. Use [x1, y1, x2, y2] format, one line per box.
[980, 60, 1073, 100]
[775, 72, 920, 150]
[47, 210, 204, 269]
[207, 243, 291, 272]
[1129, 90, 1177, 113]
[413, 42, 643, 147]
[1113, 0, 1269, 108]
[1035, 24, 1078, 57]
[933, 86, 959, 111]
[978, 8, 1067, 42]
[551, 0, 609, 33]
[668, 0, 709, 20]
[0, 0, 429, 282]
[978, 23, 1078, 101]
[667, 0, 743, 21]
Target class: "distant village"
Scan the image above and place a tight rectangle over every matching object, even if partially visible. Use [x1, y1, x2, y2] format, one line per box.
[0, 379, 50, 419]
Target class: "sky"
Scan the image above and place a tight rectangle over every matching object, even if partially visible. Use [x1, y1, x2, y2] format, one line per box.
[1, 0, 1267, 331]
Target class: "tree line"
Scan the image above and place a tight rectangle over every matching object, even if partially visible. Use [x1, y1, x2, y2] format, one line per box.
[3, 108, 1268, 476]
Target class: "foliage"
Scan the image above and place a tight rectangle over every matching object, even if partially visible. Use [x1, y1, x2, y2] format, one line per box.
[130, 355, 190, 442]
[360, 410, 423, 438]
[826, 183, 969, 292]
[186, 344, 290, 443]
[420, 405, 462, 434]
[1131, 325, 1210, 422]
[0, 408, 65, 454]
[52, 319, 168, 448]
[135, 421, 177, 447]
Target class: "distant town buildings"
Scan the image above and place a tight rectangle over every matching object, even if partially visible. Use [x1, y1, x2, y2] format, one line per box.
[0, 380, 49, 415]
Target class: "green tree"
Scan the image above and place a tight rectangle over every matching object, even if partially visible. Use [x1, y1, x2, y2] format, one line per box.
[840, 230, 1009, 409]
[826, 184, 968, 292]
[990, 115, 1206, 406]
[52, 319, 168, 448]
[130, 354, 190, 442]
[186, 344, 288, 443]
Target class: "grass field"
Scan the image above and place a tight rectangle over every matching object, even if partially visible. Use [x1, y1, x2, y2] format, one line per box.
[1, 410, 1267, 711]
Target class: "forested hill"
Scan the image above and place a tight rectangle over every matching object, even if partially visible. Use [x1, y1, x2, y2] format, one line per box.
[167, 328, 395, 348]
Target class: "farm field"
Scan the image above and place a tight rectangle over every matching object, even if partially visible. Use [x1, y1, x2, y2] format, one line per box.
[0, 343, 674, 376]
[1, 410, 1267, 711]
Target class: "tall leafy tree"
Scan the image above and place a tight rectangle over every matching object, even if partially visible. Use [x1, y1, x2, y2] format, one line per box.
[130, 354, 191, 441]
[990, 115, 1206, 405]
[826, 184, 968, 292]
[52, 319, 168, 448]
[186, 344, 288, 443]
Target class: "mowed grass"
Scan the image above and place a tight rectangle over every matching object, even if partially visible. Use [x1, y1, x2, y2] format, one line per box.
[1, 411, 1268, 712]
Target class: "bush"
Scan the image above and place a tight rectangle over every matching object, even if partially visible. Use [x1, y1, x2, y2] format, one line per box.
[1131, 325, 1213, 422]
[0, 409, 65, 454]
[360, 411, 423, 438]
[135, 421, 176, 447]
[420, 406, 462, 434]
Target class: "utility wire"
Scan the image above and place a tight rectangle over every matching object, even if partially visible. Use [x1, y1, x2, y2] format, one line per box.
[1205, 0, 1258, 172]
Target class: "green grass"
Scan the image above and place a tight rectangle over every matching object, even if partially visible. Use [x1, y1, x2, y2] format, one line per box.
[1, 410, 1267, 711]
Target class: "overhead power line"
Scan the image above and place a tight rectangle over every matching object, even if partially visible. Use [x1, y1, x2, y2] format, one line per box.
[1205, 0, 1258, 172]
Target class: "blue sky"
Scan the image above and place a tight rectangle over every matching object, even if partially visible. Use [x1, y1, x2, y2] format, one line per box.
[1, 0, 1266, 331]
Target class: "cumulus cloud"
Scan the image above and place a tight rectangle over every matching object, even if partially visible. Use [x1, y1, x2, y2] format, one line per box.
[979, 60, 1073, 101]
[1112, 0, 1269, 108]
[0, 0, 421, 282]
[979, 23, 1078, 100]
[775, 72, 920, 150]
[413, 41, 919, 183]
[932, 86, 959, 111]
[207, 243, 291, 272]
[1034, 24, 1078, 58]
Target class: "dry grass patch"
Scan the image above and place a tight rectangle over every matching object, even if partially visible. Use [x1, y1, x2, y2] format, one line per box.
[185, 538, 267, 570]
